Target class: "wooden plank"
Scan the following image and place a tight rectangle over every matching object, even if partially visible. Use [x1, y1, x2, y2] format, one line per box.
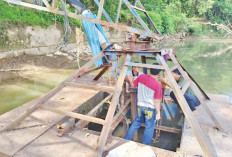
[75, 53, 104, 77]
[41, 0, 51, 7]
[51, 0, 56, 9]
[64, 81, 115, 93]
[115, 0, 122, 24]
[80, 65, 105, 77]
[132, 5, 145, 12]
[74, 94, 113, 129]
[157, 54, 217, 157]
[169, 64, 180, 71]
[94, 66, 109, 80]
[96, 54, 131, 157]
[181, 81, 191, 94]
[130, 91, 139, 141]
[168, 51, 224, 132]
[97, 0, 105, 19]
[1, 53, 104, 132]
[39, 106, 106, 125]
[126, 62, 164, 69]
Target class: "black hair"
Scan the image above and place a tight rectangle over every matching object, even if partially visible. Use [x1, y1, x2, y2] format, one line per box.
[150, 63, 161, 75]
[173, 69, 181, 75]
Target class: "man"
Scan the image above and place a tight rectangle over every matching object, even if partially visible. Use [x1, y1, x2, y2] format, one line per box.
[125, 61, 143, 87]
[162, 69, 201, 115]
[124, 63, 162, 145]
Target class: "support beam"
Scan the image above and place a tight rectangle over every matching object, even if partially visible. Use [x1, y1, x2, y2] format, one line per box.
[74, 94, 113, 129]
[96, 54, 131, 157]
[39, 106, 106, 125]
[94, 66, 109, 80]
[64, 81, 115, 93]
[41, 0, 51, 8]
[169, 64, 180, 71]
[97, 0, 105, 20]
[115, 0, 122, 24]
[126, 62, 164, 70]
[181, 81, 191, 94]
[94, 0, 113, 22]
[157, 54, 217, 157]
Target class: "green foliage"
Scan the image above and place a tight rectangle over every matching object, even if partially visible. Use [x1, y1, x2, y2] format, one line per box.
[0, 1, 81, 28]
[0, 0, 231, 36]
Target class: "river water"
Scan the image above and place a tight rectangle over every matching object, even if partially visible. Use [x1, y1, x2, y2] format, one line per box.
[0, 39, 232, 115]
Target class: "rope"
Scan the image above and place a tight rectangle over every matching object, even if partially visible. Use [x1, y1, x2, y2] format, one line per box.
[117, 102, 130, 130]
[58, 0, 72, 50]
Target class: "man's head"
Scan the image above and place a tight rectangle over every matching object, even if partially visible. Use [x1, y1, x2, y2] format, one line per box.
[172, 69, 181, 81]
[132, 61, 141, 74]
[150, 63, 162, 76]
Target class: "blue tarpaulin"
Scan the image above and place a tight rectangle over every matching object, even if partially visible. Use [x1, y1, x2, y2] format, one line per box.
[81, 11, 110, 66]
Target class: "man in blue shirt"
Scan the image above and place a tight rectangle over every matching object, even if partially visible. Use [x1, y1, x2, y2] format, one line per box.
[125, 61, 143, 87]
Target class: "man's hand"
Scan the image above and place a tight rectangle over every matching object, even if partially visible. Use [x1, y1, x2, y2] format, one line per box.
[156, 112, 161, 121]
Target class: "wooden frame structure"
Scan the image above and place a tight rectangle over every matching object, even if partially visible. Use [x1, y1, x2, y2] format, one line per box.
[1, 0, 223, 157]
[2, 48, 219, 157]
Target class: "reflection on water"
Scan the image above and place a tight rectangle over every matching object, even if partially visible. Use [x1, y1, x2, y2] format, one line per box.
[0, 39, 232, 115]
[172, 39, 232, 96]
[0, 69, 76, 115]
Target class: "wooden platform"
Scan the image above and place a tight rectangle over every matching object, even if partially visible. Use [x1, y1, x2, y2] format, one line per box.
[0, 85, 176, 157]
[179, 93, 232, 156]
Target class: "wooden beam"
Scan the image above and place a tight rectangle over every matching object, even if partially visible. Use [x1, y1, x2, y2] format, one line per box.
[41, 0, 51, 8]
[126, 62, 164, 69]
[157, 54, 217, 157]
[74, 94, 113, 129]
[1, 53, 104, 132]
[169, 64, 180, 71]
[181, 81, 191, 94]
[75, 53, 104, 77]
[3, 0, 162, 40]
[94, 66, 109, 80]
[97, 0, 105, 19]
[96, 54, 131, 157]
[80, 65, 105, 77]
[39, 106, 106, 125]
[64, 81, 115, 93]
[115, 0, 122, 24]
[130, 90, 139, 141]
[51, 0, 56, 9]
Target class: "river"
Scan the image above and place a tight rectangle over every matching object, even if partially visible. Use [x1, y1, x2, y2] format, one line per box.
[0, 39, 232, 115]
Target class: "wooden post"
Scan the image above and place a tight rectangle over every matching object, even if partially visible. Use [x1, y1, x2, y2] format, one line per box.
[96, 54, 131, 157]
[130, 89, 138, 141]
[156, 54, 217, 157]
[141, 56, 147, 74]
[97, 0, 105, 20]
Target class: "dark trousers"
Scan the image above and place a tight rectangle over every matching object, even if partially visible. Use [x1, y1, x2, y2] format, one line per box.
[170, 91, 200, 111]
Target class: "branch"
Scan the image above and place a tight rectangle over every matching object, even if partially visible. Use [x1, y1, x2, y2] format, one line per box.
[199, 21, 232, 34]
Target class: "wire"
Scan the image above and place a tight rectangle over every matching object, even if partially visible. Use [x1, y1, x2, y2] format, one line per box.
[58, 0, 72, 50]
